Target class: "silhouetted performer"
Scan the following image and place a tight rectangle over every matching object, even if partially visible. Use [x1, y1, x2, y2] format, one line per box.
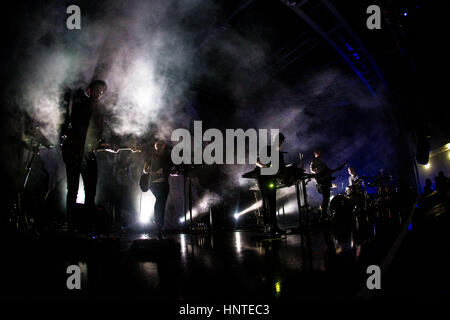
[310, 150, 346, 216]
[423, 178, 433, 196]
[61, 80, 109, 221]
[373, 168, 392, 198]
[143, 141, 174, 239]
[346, 166, 364, 202]
[435, 171, 449, 193]
[256, 133, 285, 236]
[347, 167, 360, 188]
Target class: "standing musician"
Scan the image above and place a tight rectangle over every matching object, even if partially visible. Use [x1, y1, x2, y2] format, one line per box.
[255, 133, 286, 237]
[310, 149, 346, 216]
[61, 80, 110, 222]
[143, 140, 174, 239]
[346, 166, 365, 209]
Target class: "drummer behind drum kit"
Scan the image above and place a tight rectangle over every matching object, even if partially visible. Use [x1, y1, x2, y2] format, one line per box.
[330, 176, 367, 223]
[329, 174, 395, 223]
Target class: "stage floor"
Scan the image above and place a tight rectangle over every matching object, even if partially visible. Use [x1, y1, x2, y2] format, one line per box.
[0, 209, 422, 300]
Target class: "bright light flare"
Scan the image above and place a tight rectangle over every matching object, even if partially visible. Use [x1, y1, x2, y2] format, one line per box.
[234, 200, 262, 220]
[76, 176, 85, 204]
[179, 193, 220, 223]
[139, 191, 156, 224]
[179, 208, 198, 224]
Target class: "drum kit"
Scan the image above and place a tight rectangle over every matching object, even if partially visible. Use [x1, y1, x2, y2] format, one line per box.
[329, 174, 396, 223]
[330, 181, 365, 222]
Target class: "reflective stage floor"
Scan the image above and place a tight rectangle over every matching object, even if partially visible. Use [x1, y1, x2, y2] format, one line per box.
[2, 201, 447, 302]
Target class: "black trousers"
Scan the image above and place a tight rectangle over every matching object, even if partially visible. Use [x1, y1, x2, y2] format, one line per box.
[258, 178, 278, 229]
[65, 153, 98, 215]
[150, 182, 170, 227]
[320, 185, 331, 214]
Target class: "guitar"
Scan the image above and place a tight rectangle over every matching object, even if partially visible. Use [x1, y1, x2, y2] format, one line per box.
[94, 142, 141, 154]
[95, 147, 141, 154]
[313, 161, 347, 194]
[139, 168, 166, 192]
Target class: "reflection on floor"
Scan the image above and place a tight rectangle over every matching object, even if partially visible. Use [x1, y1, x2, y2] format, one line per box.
[1, 204, 432, 300]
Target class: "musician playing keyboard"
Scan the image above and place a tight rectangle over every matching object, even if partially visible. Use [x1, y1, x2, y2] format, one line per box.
[310, 149, 346, 217]
[143, 140, 174, 239]
[255, 133, 286, 237]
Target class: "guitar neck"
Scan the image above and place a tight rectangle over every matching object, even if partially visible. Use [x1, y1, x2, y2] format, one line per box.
[95, 147, 142, 154]
[331, 162, 346, 173]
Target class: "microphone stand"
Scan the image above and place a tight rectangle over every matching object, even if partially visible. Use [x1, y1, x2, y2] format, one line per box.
[291, 153, 310, 234]
[17, 137, 44, 232]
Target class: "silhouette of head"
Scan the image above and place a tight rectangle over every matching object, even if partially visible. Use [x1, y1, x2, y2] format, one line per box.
[87, 80, 107, 100]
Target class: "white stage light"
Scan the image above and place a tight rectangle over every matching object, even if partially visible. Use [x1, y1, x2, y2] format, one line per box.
[234, 200, 262, 219]
[139, 191, 156, 224]
[76, 176, 85, 204]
